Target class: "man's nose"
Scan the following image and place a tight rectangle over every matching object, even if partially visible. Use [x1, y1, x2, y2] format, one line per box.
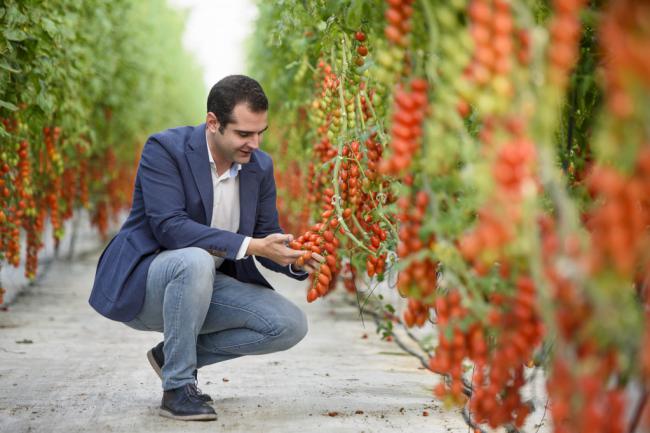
[249, 134, 261, 149]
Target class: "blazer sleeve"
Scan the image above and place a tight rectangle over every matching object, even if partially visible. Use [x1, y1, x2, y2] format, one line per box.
[254, 158, 309, 281]
[139, 136, 245, 259]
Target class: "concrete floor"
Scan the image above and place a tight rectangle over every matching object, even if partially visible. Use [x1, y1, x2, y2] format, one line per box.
[0, 251, 470, 433]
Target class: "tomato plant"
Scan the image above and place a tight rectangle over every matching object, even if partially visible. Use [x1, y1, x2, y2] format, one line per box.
[0, 0, 204, 301]
[250, 0, 650, 431]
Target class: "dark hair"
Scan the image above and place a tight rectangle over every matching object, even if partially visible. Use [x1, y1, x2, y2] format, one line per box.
[207, 75, 268, 133]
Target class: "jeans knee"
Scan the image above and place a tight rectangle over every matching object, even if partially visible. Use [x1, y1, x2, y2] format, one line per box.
[172, 247, 215, 295]
[273, 308, 308, 350]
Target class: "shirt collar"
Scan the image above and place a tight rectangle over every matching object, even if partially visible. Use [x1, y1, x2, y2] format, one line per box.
[206, 132, 242, 178]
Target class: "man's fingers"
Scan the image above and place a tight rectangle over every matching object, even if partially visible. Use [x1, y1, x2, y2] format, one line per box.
[270, 233, 293, 244]
[311, 252, 325, 264]
[287, 249, 305, 258]
[303, 263, 319, 273]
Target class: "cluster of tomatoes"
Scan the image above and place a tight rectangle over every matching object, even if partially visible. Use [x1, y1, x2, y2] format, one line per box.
[275, 158, 308, 237]
[464, 0, 534, 115]
[0, 118, 22, 274]
[441, 56, 546, 425]
[352, 31, 369, 69]
[0, 109, 140, 287]
[77, 146, 90, 208]
[379, 79, 428, 174]
[339, 141, 364, 206]
[87, 148, 138, 240]
[429, 290, 476, 401]
[0, 141, 25, 269]
[341, 262, 358, 294]
[458, 207, 513, 276]
[431, 277, 543, 428]
[310, 61, 341, 141]
[289, 198, 341, 303]
[374, 0, 415, 87]
[491, 127, 537, 198]
[459, 118, 537, 276]
[547, 0, 585, 86]
[580, 154, 650, 431]
[289, 63, 347, 302]
[395, 184, 437, 327]
[539, 212, 628, 433]
[536, 214, 584, 338]
[468, 0, 515, 83]
[41, 127, 64, 239]
[549, 354, 625, 433]
[585, 154, 650, 277]
[473, 276, 543, 428]
[600, 0, 650, 118]
[383, 0, 414, 48]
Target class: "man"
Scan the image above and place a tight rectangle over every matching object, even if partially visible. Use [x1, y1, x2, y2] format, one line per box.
[89, 75, 322, 421]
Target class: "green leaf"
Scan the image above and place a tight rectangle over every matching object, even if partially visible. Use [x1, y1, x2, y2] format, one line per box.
[40, 18, 58, 38]
[35, 80, 53, 113]
[0, 99, 18, 111]
[3, 29, 29, 41]
[345, 0, 364, 29]
[0, 60, 19, 73]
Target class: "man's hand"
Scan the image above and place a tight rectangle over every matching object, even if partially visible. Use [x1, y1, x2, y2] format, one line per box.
[246, 233, 304, 266]
[293, 252, 325, 274]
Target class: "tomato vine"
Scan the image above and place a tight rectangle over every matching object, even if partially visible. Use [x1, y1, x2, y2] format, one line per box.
[250, 0, 650, 431]
[0, 0, 204, 301]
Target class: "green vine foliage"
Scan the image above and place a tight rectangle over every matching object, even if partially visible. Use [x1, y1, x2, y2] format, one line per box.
[0, 0, 204, 282]
[1, 0, 203, 146]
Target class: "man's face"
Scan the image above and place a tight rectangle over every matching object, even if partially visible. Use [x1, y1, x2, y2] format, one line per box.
[207, 103, 268, 166]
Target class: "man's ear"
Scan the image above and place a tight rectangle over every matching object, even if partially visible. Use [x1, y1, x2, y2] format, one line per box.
[206, 112, 220, 133]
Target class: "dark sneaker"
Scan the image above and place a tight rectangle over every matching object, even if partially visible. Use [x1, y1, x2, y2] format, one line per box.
[147, 342, 213, 403]
[159, 383, 217, 421]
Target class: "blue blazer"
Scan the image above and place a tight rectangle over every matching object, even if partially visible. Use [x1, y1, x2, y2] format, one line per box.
[89, 123, 308, 322]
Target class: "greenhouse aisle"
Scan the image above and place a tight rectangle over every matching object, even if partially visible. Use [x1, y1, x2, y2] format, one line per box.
[0, 250, 470, 433]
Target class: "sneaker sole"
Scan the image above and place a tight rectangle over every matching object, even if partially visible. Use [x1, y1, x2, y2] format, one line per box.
[159, 408, 217, 421]
[147, 349, 163, 380]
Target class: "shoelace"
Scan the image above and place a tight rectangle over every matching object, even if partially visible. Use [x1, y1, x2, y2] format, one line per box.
[186, 382, 207, 400]
[191, 369, 206, 397]
[194, 380, 206, 397]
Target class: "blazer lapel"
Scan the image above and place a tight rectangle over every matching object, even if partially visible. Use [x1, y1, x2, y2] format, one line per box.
[238, 158, 259, 236]
[185, 124, 213, 224]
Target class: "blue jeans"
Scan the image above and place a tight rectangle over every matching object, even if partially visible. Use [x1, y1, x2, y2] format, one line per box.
[124, 247, 308, 390]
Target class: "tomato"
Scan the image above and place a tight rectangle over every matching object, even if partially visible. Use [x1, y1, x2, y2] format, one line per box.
[384, 25, 403, 45]
[320, 263, 332, 278]
[318, 272, 330, 286]
[307, 288, 319, 303]
[385, 8, 402, 26]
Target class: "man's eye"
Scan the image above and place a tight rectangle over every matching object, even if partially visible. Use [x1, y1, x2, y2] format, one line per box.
[238, 132, 250, 138]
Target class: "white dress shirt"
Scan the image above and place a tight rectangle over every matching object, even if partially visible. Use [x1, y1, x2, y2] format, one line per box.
[206, 138, 251, 268]
[206, 135, 305, 276]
